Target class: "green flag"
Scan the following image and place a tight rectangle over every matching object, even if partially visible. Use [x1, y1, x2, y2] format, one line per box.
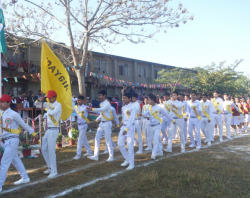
[0, 1, 6, 54]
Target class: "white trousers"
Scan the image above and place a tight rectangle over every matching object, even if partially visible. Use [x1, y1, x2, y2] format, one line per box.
[0, 138, 29, 188]
[150, 125, 163, 156]
[161, 120, 170, 141]
[142, 118, 149, 145]
[76, 124, 92, 156]
[223, 114, 232, 138]
[201, 117, 212, 141]
[183, 119, 188, 142]
[135, 119, 143, 151]
[212, 114, 223, 139]
[168, 119, 185, 150]
[188, 118, 201, 147]
[104, 140, 116, 152]
[94, 121, 113, 157]
[118, 125, 135, 166]
[42, 129, 59, 174]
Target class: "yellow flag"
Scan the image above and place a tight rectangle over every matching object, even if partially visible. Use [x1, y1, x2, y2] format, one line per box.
[41, 40, 73, 120]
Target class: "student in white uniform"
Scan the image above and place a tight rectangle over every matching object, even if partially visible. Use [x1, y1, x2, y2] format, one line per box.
[187, 92, 202, 149]
[164, 91, 185, 153]
[142, 98, 150, 149]
[132, 93, 143, 154]
[0, 94, 38, 192]
[102, 97, 119, 154]
[200, 93, 212, 146]
[71, 94, 77, 122]
[73, 95, 93, 160]
[21, 96, 30, 119]
[223, 93, 240, 139]
[211, 90, 224, 142]
[162, 93, 172, 144]
[158, 96, 169, 145]
[35, 90, 62, 178]
[118, 93, 136, 170]
[178, 94, 189, 143]
[87, 90, 114, 162]
[144, 94, 174, 159]
[235, 97, 244, 134]
[231, 97, 242, 135]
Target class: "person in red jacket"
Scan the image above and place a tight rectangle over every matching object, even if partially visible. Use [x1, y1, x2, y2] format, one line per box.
[16, 93, 24, 103]
[246, 97, 250, 131]
[241, 97, 249, 132]
[231, 97, 241, 136]
[235, 97, 244, 134]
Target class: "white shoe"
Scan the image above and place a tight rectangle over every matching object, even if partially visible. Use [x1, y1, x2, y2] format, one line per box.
[133, 142, 137, 147]
[181, 149, 186, 153]
[83, 152, 93, 157]
[121, 161, 130, 167]
[136, 150, 143, 154]
[162, 139, 168, 145]
[156, 153, 163, 157]
[48, 172, 58, 178]
[44, 169, 51, 175]
[204, 139, 208, 143]
[87, 155, 99, 161]
[227, 136, 231, 140]
[219, 138, 223, 142]
[106, 157, 114, 162]
[207, 142, 211, 146]
[74, 155, 81, 160]
[126, 165, 134, 170]
[14, 178, 30, 185]
[196, 146, 201, 149]
[189, 144, 195, 148]
[144, 147, 152, 151]
[102, 150, 109, 154]
[163, 148, 172, 152]
[151, 155, 156, 160]
[211, 139, 214, 142]
[144, 143, 148, 146]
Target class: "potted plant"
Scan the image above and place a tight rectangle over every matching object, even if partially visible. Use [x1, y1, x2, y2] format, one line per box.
[56, 133, 63, 148]
[68, 128, 79, 145]
[0, 146, 4, 162]
[22, 143, 32, 157]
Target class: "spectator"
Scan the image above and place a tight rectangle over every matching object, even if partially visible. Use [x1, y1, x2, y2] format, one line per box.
[21, 96, 29, 119]
[29, 92, 36, 107]
[9, 60, 15, 71]
[115, 95, 119, 101]
[130, 85, 136, 95]
[112, 95, 117, 102]
[17, 61, 24, 72]
[10, 95, 17, 110]
[23, 60, 29, 72]
[30, 61, 36, 73]
[35, 90, 42, 100]
[23, 92, 27, 98]
[17, 93, 24, 103]
[1, 57, 8, 70]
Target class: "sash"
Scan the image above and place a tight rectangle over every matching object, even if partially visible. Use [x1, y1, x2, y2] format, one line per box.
[2, 126, 22, 135]
[243, 104, 249, 113]
[212, 98, 221, 114]
[226, 104, 233, 114]
[181, 105, 188, 119]
[101, 110, 114, 121]
[189, 102, 201, 120]
[170, 104, 183, 118]
[164, 102, 170, 112]
[237, 104, 244, 114]
[48, 114, 59, 126]
[201, 102, 211, 120]
[149, 105, 163, 123]
[74, 105, 90, 124]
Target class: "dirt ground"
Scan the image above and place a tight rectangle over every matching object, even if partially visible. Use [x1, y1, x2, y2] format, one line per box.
[1, 127, 250, 198]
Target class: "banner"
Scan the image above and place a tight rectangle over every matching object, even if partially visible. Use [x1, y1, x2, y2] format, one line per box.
[41, 40, 73, 120]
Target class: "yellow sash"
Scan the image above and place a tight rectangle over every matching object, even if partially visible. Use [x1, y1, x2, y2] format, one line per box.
[2, 126, 22, 134]
[212, 98, 221, 114]
[48, 114, 59, 126]
[170, 103, 183, 118]
[0, 111, 3, 125]
[243, 104, 249, 112]
[189, 102, 201, 120]
[149, 105, 163, 123]
[201, 102, 211, 120]
[226, 104, 233, 114]
[164, 102, 170, 112]
[181, 105, 188, 119]
[101, 110, 114, 121]
[74, 105, 90, 124]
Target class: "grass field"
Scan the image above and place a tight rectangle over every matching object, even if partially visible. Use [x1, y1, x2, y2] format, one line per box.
[1, 128, 250, 198]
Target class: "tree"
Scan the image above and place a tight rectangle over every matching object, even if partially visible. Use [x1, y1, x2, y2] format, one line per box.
[4, 0, 193, 97]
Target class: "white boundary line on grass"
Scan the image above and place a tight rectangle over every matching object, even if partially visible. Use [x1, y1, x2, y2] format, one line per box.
[46, 132, 250, 198]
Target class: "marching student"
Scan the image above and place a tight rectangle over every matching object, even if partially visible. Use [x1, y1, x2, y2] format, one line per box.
[102, 97, 119, 154]
[178, 93, 189, 143]
[35, 90, 62, 178]
[185, 94, 190, 102]
[86, 90, 114, 162]
[73, 95, 93, 160]
[132, 93, 143, 154]
[158, 96, 169, 145]
[118, 93, 136, 170]
[187, 92, 202, 149]
[211, 90, 224, 141]
[200, 93, 212, 146]
[246, 97, 250, 131]
[0, 94, 38, 192]
[143, 94, 174, 159]
[231, 97, 242, 136]
[235, 97, 244, 134]
[162, 92, 171, 144]
[142, 97, 150, 149]
[164, 91, 185, 153]
[21, 96, 30, 119]
[241, 97, 249, 132]
[223, 93, 239, 139]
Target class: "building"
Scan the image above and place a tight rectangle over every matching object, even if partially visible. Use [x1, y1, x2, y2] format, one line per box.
[2, 39, 190, 99]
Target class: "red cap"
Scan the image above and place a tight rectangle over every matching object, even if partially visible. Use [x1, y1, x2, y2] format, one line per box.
[0, 94, 12, 102]
[47, 90, 57, 99]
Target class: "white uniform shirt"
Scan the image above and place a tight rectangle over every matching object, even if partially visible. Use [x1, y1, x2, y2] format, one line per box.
[74, 104, 89, 125]
[72, 97, 77, 108]
[122, 102, 136, 130]
[133, 101, 141, 119]
[169, 100, 184, 118]
[181, 100, 189, 118]
[143, 104, 173, 125]
[187, 100, 202, 118]
[92, 99, 112, 122]
[158, 103, 168, 121]
[200, 100, 212, 119]
[1, 108, 34, 138]
[223, 100, 239, 114]
[22, 100, 29, 108]
[211, 97, 223, 113]
[163, 99, 172, 114]
[96, 106, 119, 126]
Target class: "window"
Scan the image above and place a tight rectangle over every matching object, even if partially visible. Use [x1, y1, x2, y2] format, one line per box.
[96, 59, 100, 71]
[119, 63, 129, 76]
[85, 62, 89, 77]
[154, 69, 159, 79]
[138, 65, 141, 77]
[142, 66, 146, 77]
[102, 60, 108, 74]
